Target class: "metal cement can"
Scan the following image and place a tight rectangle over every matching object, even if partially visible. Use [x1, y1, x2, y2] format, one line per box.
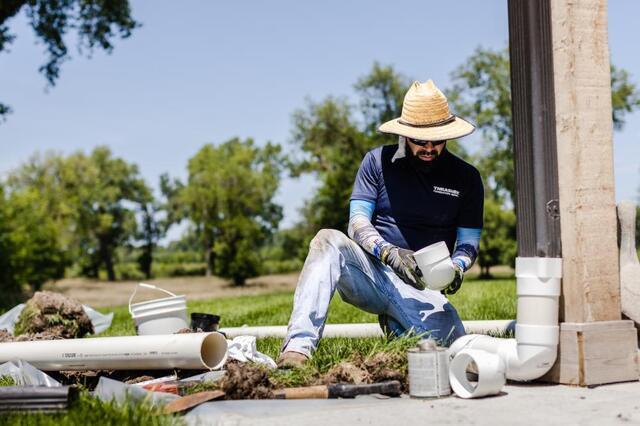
[408, 339, 451, 398]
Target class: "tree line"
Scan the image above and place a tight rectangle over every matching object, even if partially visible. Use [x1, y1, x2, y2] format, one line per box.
[1, 48, 639, 299]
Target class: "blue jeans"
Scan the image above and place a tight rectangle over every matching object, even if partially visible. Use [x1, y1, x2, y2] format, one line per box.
[282, 229, 465, 357]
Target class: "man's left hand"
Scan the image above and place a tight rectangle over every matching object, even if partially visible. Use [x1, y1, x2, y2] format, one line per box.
[441, 263, 464, 295]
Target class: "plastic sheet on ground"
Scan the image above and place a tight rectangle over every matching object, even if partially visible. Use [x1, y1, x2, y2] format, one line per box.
[226, 336, 277, 369]
[0, 360, 62, 387]
[93, 377, 179, 407]
[0, 303, 114, 335]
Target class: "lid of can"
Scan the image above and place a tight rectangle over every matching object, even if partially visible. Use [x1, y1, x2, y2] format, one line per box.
[417, 338, 438, 351]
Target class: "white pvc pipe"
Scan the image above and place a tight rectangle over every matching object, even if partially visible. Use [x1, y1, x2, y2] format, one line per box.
[220, 320, 515, 339]
[449, 349, 506, 398]
[0, 332, 228, 371]
[449, 257, 562, 382]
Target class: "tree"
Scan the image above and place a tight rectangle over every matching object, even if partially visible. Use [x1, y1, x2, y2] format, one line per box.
[354, 62, 409, 140]
[477, 198, 517, 278]
[136, 195, 163, 280]
[170, 138, 284, 285]
[611, 65, 640, 131]
[290, 97, 370, 235]
[8, 147, 151, 281]
[0, 184, 68, 298]
[448, 47, 640, 205]
[67, 147, 150, 281]
[0, 0, 139, 120]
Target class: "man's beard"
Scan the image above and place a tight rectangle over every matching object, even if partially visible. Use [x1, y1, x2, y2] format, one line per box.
[408, 146, 443, 173]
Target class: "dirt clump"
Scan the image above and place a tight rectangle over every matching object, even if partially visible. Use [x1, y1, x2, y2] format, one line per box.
[323, 361, 370, 385]
[0, 329, 13, 342]
[322, 352, 407, 391]
[220, 360, 274, 399]
[14, 291, 93, 339]
[363, 352, 406, 385]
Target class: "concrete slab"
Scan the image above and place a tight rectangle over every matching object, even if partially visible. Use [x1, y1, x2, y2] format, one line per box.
[186, 381, 640, 425]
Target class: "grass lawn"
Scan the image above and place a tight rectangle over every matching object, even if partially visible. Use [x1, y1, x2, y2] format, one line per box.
[1, 275, 515, 425]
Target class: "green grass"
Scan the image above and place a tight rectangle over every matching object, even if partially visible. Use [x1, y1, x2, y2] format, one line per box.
[102, 275, 516, 337]
[4, 275, 515, 424]
[0, 391, 181, 426]
[448, 277, 516, 320]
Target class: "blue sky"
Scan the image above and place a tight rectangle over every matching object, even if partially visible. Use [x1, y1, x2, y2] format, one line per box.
[1, 1, 638, 238]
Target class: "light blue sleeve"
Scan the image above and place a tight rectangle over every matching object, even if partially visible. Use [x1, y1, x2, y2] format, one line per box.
[348, 199, 392, 260]
[452, 227, 481, 271]
[349, 199, 375, 220]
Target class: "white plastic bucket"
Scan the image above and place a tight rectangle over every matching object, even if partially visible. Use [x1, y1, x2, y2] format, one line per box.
[129, 283, 189, 335]
[414, 241, 455, 291]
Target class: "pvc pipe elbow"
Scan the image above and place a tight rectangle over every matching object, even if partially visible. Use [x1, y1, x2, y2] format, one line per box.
[448, 334, 558, 382]
[507, 343, 557, 381]
[448, 257, 562, 396]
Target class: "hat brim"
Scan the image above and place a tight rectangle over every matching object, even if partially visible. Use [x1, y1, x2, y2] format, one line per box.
[378, 116, 475, 141]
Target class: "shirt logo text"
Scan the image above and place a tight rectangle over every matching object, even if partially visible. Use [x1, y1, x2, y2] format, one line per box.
[433, 186, 460, 197]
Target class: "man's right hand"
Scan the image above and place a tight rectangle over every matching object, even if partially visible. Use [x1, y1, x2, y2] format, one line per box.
[382, 246, 426, 290]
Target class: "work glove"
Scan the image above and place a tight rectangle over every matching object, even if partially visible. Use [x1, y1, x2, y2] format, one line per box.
[381, 246, 426, 290]
[441, 262, 464, 295]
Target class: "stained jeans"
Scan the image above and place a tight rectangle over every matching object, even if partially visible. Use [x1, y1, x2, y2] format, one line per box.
[281, 229, 465, 357]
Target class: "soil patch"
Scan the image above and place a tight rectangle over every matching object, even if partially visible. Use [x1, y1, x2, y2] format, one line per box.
[220, 360, 274, 399]
[322, 352, 407, 391]
[13, 291, 93, 339]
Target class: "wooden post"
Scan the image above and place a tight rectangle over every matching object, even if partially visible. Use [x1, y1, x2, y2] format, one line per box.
[547, 0, 638, 385]
[509, 0, 638, 385]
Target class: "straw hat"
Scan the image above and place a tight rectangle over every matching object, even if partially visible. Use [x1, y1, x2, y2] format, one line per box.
[378, 80, 475, 141]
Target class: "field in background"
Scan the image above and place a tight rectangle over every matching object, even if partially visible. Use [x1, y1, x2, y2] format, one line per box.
[44, 265, 514, 309]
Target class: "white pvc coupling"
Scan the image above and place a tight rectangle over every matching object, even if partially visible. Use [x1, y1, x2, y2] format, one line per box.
[449, 349, 506, 398]
[414, 241, 456, 291]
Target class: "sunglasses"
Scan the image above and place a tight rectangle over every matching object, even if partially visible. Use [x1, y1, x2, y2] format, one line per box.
[406, 138, 447, 147]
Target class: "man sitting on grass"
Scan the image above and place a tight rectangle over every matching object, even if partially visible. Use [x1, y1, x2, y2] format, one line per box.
[278, 80, 484, 368]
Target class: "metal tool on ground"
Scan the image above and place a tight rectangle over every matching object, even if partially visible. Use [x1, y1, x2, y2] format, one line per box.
[191, 313, 221, 332]
[0, 386, 77, 412]
[273, 381, 402, 399]
[163, 390, 226, 414]
[407, 338, 450, 398]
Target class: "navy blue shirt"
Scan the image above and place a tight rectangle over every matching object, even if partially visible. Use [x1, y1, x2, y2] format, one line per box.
[350, 145, 484, 254]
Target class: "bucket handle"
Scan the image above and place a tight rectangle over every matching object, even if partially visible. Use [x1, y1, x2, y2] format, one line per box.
[128, 283, 178, 315]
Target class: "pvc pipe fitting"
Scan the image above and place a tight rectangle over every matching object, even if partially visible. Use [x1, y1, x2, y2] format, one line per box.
[414, 241, 456, 291]
[448, 257, 563, 387]
[449, 349, 506, 398]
